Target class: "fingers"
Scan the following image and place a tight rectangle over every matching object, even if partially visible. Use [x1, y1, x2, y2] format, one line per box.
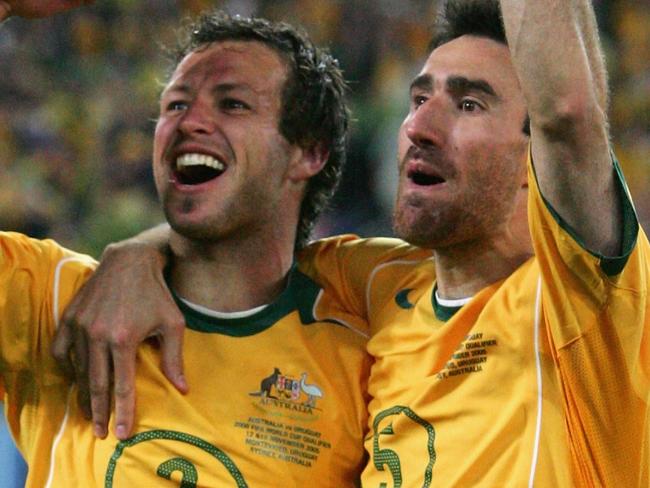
[72, 325, 92, 421]
[59, 291, 97, 422]
[87, 340, 111, 439]
[160, 318, 188, 394]
[51, 315, 76, 380]
[61, 318, 140, 441]
[53, 318, 114, 439]
[111, 342, 137, 440]
[51, 230, 184, 440]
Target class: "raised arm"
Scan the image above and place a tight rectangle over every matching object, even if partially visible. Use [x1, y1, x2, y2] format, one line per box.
[500, 0, 622, 256]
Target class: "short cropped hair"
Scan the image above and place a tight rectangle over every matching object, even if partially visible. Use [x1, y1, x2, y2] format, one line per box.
[430, 0, 530, 135]
[430, 0, 507, 50]
[169, 11, 350, 249]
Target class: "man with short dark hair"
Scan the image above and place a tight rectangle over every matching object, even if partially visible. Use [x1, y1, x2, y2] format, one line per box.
[301, 0, 647, 485]
[0, 4, 370, 486]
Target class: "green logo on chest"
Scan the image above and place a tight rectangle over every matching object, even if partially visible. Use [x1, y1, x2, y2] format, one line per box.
[395, 289, 416, 309]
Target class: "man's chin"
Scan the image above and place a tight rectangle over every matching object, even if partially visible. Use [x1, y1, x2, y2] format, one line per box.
[166, 211, 220, 243]
[393, 214, 437, 249]
[392, 208, 457, 250]
[394, 229, 437, 249]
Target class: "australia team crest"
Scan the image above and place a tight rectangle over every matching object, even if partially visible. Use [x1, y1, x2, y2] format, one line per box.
[249, 367, 324, 418]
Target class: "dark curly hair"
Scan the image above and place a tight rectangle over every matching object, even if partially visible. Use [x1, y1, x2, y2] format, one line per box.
[168, 11, 350, 250]
[430, 0, 530, 135]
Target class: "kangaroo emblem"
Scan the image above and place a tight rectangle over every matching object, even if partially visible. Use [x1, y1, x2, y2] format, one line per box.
[249, 367, 281, 399]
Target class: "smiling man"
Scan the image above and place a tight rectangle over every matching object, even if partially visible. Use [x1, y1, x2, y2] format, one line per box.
[0, 9, 371, 487]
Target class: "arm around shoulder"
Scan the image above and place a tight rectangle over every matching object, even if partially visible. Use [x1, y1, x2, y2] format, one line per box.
[52, 223, 187, 440]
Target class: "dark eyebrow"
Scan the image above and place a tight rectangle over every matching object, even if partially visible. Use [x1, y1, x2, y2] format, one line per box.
[447, 76, 499, 99]
[212, 83, 252, 94]
[161, 82, 255, 98]
[409, 74, 434, 94]
[160, 83, 190, 99]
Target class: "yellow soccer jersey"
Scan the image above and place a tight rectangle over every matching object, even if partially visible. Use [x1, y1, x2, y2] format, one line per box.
[0, 232, 96, 487]
[299, 154, 649, 487]
[0, 232, 371, 487]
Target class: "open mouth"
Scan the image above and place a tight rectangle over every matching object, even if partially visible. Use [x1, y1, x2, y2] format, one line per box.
[407, 168, 445, 186]
[174, 153, 226, 185]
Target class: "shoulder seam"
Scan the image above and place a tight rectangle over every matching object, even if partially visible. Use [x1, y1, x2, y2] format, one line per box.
[52, 256, 90, 329]
[365, 258, 433, 318]
[312, 289, 370, 339]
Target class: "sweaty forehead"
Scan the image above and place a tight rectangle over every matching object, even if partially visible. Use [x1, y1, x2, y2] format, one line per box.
[169, 40, 288, 91]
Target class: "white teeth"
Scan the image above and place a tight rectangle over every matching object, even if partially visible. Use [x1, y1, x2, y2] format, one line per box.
[176, 153, 225, 171]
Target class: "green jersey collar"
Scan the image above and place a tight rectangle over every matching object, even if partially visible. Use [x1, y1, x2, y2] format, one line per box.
[168, 265, 324, 336]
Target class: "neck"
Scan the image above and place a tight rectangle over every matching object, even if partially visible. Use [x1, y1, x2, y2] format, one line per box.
[168, 231, 295, 312]
[433, 229, 533, 300]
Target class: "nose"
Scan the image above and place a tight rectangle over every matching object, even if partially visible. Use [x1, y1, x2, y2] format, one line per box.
[404, 98, 446, 149]
[178, 98, 216, 136]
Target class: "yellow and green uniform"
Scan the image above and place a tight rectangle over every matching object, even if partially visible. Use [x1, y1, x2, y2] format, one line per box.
[300, 154, 649, 487]
[0, 231, 371, 487]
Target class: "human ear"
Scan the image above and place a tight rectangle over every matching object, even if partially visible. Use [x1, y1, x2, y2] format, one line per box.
[287, 143, 329, 182]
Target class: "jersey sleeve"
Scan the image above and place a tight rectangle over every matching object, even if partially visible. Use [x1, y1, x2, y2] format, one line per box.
[298, 235, 432, 322]
[0, 232, 95, 401]
[528, 151, 649, 486]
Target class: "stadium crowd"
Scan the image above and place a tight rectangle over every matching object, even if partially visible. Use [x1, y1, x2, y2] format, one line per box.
[1, 0, 648, 258]
[1, 1, 648, 486]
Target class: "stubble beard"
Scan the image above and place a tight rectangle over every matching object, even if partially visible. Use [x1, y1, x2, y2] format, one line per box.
[160, 179, 278, 245]
[162, 194, 221, 242]
[392, 175, 513, 251]
[393, 192, 473, 249]
[392, 133, 528, 252]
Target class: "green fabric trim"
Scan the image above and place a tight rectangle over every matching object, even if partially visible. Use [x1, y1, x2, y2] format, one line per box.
[431, 285, 462, 322]
[168, 265, 326, 336]
[290, 269, 322, 324]
[600, 159, 639, 275]
[532, 152, 639, 276]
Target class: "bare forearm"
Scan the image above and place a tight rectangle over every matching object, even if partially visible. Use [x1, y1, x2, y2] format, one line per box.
[500, 0, 607, 134]
[95, 225, 171, 289]
[574, 1, 609, 112]
[104, 224, 170, 261]
[500, 0, 621, 256]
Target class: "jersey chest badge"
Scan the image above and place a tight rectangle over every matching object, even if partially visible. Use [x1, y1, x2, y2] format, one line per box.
[249, 367, 324, 418]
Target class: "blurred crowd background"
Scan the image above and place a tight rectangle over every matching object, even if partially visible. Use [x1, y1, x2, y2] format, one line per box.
[0, 0, 648, 484]
[1, 0, 648, 258]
